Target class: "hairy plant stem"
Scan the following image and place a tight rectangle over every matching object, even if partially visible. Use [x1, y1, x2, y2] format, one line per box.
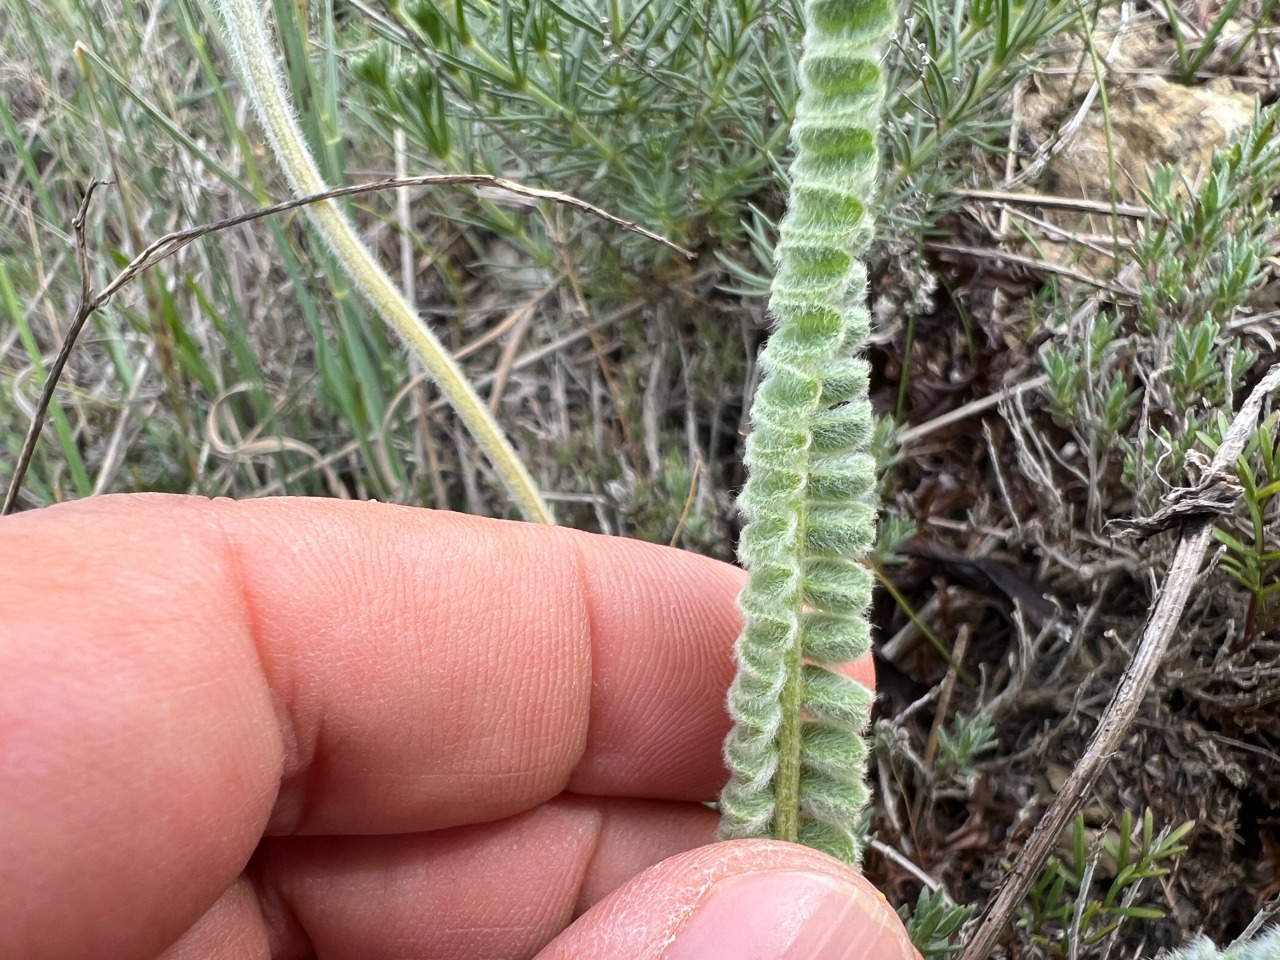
[213, 0, 552, 523]
[775, 600, 806, 844]
[718, 0, 896, 866]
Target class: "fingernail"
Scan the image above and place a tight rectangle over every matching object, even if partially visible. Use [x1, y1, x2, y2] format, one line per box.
[664, 870, 911, 960]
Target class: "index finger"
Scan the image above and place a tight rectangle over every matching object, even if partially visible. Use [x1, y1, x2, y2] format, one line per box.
[2, 491, 755, 815]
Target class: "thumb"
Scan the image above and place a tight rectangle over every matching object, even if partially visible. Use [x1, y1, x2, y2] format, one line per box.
[539, 839, 921, 960]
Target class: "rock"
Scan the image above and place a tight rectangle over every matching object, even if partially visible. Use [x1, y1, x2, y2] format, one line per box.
[1046, 76, 1255, 204]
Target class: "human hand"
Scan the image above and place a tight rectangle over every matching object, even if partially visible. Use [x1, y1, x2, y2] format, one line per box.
[2, 494, 916, 960]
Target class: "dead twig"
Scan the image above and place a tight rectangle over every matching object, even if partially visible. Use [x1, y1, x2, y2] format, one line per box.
[3, 180, 109, 516]
[897, 373, 1050, 447]
[924, 240, 1138, 300]
[947, 187, 1149, 220]
[956, 363, 1280, 960]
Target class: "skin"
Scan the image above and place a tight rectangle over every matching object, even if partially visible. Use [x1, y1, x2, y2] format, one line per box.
[0, 494, 903, 960]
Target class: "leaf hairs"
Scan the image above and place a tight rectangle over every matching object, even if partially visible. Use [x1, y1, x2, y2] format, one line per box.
[718, 0, 897, 866]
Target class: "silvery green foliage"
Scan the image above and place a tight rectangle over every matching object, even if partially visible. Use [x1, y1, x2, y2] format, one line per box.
[1163, 928, 1280, 960]
[718, 0, 896, 866]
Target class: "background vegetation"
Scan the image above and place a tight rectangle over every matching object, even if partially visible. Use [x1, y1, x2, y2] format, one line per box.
[2, 0, 1279, 956]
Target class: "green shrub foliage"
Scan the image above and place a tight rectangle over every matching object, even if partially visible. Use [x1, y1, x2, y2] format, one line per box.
[718, 0, 895, 866]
